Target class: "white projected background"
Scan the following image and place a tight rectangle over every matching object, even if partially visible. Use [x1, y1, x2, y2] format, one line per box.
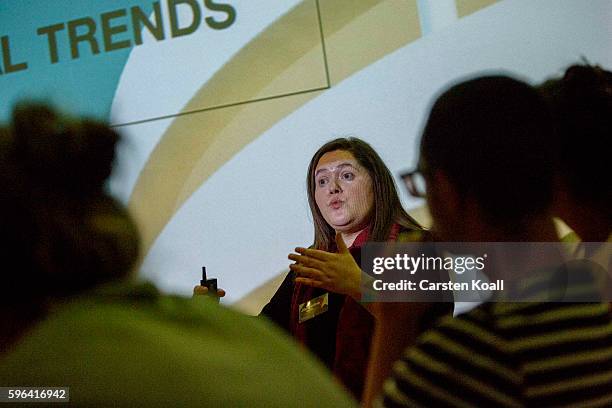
[110, 0, 612, 308]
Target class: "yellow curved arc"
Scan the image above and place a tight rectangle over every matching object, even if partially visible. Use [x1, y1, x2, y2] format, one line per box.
[128, 0, 422, 254]
[456, 0, 498, 18]
[128, 0, 499, 255]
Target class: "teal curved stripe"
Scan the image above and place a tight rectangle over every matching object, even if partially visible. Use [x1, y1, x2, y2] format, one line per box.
[0, 0, 154, 122]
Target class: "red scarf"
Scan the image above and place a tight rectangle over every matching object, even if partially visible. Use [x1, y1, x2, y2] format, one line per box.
[290, 224, 400, 399]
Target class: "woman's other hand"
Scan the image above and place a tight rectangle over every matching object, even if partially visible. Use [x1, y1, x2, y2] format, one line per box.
[193, 286, 226, 298]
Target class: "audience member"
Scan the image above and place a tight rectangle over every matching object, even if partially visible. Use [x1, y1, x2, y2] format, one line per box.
[378, 75, 612, 407]
[540, 64, 611, 244]
[0, 104, 356, 407]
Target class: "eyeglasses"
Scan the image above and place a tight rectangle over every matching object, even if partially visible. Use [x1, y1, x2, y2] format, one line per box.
[400, 169, 427, 198]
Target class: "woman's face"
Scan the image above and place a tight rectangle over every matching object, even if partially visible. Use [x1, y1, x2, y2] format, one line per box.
[314, 150, 374, 233]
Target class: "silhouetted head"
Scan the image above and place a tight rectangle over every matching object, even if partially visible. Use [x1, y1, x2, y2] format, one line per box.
[419, 75, 555, 239]
[539, 64, 612, 237]
[0, 103, 139, 308]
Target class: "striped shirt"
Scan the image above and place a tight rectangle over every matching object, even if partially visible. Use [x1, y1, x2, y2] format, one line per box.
[381, 271, 612, 407]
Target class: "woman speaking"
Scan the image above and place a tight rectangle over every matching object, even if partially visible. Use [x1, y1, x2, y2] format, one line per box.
[261, 137, 423, 399]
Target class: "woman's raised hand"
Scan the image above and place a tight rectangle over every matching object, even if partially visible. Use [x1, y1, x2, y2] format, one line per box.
[289, 232, 362, 300]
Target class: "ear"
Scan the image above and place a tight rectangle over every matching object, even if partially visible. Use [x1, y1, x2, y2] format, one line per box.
[426, 169, 466, 240]
[430, 169, 462, 215]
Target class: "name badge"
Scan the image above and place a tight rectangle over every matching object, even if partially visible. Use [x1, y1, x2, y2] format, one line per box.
[298, 293, 329, 323]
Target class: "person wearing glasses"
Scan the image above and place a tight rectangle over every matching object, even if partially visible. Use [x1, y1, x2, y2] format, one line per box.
[377, 75, 612, 407]
[261, 137, 430, 400]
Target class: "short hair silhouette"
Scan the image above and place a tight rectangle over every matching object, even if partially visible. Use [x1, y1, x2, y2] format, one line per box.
[540, 64, 612, 214]
[420, 75, 555, 225]
[0, 103, 139, 308]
